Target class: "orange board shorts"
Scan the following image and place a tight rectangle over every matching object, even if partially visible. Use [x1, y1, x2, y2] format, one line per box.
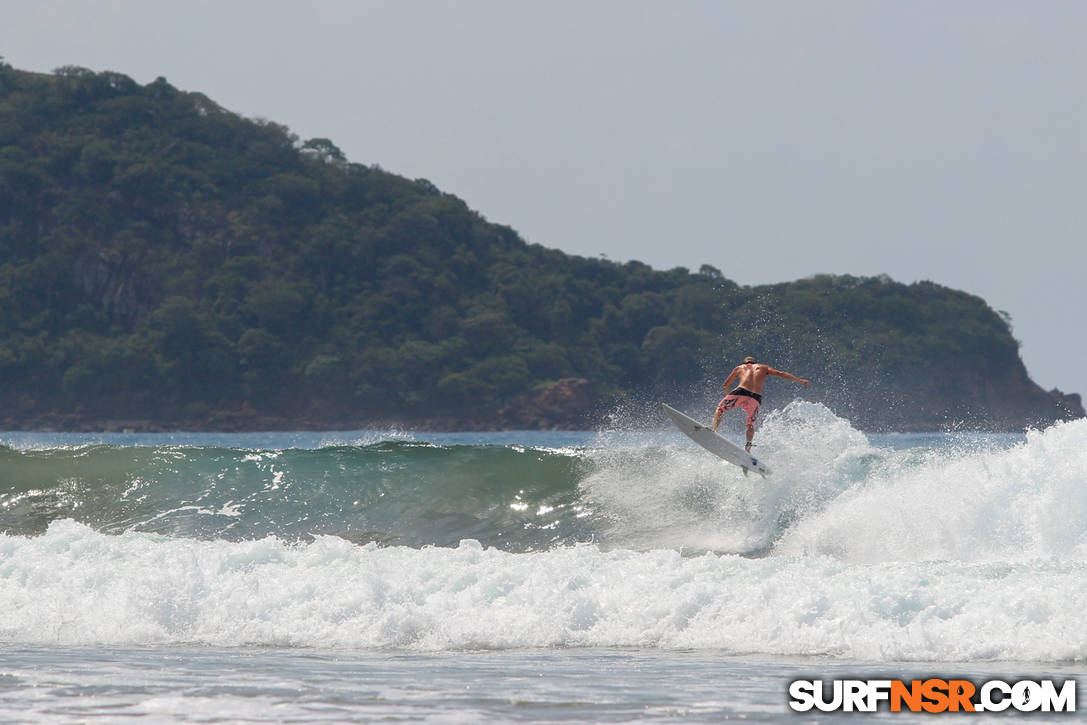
[717, 392, 761, 428]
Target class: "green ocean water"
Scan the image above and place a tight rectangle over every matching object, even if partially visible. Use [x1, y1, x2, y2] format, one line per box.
[2, 404, 1084, 721]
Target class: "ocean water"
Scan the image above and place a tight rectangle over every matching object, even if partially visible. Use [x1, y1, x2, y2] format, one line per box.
[1, 402, 1085, 722]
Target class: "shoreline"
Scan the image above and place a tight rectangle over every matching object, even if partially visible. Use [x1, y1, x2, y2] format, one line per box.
[0, 416, 1057, 436]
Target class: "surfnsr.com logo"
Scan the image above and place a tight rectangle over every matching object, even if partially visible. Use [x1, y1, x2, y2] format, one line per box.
[788, 678, 1076, 713]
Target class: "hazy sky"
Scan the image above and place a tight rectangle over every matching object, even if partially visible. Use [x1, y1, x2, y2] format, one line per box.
[5, 1, 1085, 398]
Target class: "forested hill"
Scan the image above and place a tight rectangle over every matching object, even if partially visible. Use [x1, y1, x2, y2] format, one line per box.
[0, 63, 1081, 431]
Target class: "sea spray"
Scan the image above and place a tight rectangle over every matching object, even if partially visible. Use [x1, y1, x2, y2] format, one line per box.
[578, 401, 878, 553]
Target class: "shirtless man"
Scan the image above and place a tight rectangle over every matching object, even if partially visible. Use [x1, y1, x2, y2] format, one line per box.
[712, 356, 810, 451]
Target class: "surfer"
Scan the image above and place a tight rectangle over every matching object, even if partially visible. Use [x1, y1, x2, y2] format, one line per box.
[713, 356, 810, 451]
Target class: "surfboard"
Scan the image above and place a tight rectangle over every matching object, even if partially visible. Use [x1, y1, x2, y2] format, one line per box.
[662, 403, 771, 476]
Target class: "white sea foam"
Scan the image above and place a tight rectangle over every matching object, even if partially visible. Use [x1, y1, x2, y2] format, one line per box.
[775, 417, 1087, 563]
[2, 518, 1085, 661]
[315, 429, 418, 448]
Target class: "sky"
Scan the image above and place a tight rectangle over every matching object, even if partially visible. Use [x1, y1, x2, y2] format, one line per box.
[4, 1, 1085, 398]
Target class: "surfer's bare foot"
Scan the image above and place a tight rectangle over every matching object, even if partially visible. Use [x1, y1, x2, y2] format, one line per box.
[744, 442, 753, 452]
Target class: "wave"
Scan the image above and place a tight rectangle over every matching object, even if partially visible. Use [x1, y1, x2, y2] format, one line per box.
[0, 441, 591, 550]
[4, 406, 1087, 659]
[3, 404, 1086, 561]
[2, 519, 1085, 660]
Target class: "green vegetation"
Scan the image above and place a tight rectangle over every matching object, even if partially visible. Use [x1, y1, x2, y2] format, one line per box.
[0, 63, 1077, 430]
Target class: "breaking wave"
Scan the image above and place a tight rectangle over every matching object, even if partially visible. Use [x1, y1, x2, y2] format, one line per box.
[3, 405, 1086, 660]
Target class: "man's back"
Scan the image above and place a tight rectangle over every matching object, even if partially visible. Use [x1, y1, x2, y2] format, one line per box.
[732, 363, 771, 394]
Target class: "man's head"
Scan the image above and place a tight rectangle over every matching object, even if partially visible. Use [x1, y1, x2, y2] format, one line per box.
[742, 356, 756, 364]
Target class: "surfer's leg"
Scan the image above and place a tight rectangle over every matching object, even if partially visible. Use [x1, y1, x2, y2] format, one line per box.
[741, 399, 759, 451]
[713, 398, 730, 432]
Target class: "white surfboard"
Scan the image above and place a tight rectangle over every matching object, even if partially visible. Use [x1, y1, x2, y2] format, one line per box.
[662, 403, 771, 476]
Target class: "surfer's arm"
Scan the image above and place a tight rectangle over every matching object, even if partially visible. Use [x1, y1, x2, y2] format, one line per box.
[721, 368, 740, 392]
[768, 368, 811, 387]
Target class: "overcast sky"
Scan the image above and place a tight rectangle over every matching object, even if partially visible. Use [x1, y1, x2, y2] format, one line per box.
[5, 1, 1085, 399]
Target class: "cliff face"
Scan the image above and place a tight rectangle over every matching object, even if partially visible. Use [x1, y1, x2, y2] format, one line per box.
[929, 360, 1085, 431]
[789, 353, 1084, 432]
[498, 378, 595, 430]
[0, 64, 1081, 433]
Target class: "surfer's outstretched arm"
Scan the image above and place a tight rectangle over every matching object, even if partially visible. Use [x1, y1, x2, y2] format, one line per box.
[768, 368, 811, 387]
